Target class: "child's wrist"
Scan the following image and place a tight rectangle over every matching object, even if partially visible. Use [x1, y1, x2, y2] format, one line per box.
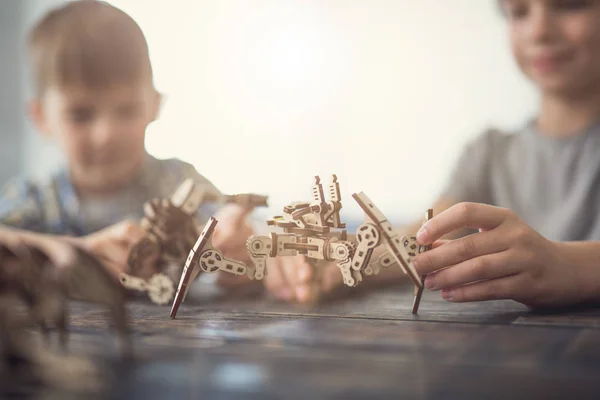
[556, 241, 600, 304]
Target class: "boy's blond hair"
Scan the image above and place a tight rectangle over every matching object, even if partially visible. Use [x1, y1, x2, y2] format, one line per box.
[28, 0, 154, 96]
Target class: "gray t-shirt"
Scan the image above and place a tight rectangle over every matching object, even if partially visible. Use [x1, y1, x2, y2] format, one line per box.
[443, 122, 600, 241]
[0, 154, 221, 236]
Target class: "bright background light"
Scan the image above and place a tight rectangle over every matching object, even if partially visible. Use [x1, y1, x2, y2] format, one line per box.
[27, 0, 538, 224]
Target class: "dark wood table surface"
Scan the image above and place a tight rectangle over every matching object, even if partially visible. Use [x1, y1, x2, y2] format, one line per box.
[5, 280, 600, 399]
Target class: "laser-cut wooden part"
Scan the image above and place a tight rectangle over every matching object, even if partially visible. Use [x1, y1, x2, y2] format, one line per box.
[328, 241, 361, 287]
[170, 219, 217, 318]
[352, 192, 422, 287]
[324, 174, 345, 228]
[0, 240, 131, 359]
[352, 223, 380, 272]
[128, 196, 199, 277]
[223, 193, 269, 209]
[131, 178, 269, 273]
[245, 176, 361, 286]
[129, 178, 268, 305]
[120, 273, 175, 305]
[171, 175, 431, 316]
[0, 239, 132, 387]
[170, 218, 250, 319]
[245, 231, 362, 287]
[412, 208, 434, 314]
[310, 176, 328, 227]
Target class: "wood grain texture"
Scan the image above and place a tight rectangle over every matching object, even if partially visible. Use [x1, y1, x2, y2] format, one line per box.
[4, 283, 600, 399]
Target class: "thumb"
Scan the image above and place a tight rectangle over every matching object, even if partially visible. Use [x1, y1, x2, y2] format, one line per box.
[216, 204, 253, 227]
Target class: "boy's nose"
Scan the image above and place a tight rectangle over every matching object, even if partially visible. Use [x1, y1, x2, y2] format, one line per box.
[91, 118, 120, 149]
[527, 6, 556, 45]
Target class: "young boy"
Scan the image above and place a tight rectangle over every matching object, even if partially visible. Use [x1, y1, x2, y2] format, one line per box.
[267, 0, 600, 308]
[0, 0, 254, 281]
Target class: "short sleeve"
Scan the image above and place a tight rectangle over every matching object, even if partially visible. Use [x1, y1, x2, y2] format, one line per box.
[160, 158, 223, 224]
[0, 178, 45, 231]
[440, 129, 497, 205]
[177, 161, 222, 197]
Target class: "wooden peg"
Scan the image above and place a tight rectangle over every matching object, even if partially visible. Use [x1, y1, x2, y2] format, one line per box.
[412, 208, 433, 314]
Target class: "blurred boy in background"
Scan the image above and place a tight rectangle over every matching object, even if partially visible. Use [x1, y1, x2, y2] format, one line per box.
[267, 0, 600, 308]
[0, 0, 255, 284]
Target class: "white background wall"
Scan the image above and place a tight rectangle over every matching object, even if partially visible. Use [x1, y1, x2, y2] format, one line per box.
[14, 0, 538, 223]
[0, 0, 25, 184]
[20, 0, 66, 180]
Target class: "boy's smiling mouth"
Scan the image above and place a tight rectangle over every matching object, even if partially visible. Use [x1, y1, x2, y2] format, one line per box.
[530, 52, 572, 73]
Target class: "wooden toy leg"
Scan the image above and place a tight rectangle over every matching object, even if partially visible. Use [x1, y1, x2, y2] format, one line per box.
[412, 209, 433, 315]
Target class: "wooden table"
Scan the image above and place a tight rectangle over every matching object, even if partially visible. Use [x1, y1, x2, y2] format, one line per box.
[5, 281, 600, 399]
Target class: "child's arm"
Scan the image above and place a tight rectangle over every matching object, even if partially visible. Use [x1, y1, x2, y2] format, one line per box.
[413, 202, 600, 307]
[1, 220, 147, 279]
[76, 221, 147, 277]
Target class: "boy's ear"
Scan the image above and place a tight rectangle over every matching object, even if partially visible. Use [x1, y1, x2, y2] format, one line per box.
[150, 90, 163, 122]
[27, 98, 51, 137]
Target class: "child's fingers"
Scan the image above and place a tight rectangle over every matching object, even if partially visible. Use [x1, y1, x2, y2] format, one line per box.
[264, 258, 293, 301]
[440, 274, 522, 302]
[295, 282, 319, 304]
[104, 243, 131, 268]
[431, 240, 449, 249]
[11, 233, 76, 268]
[214, 204, 253, 228]
[279, 257, 303, 298]
[417, 202, 510, 245]
[212, 224, 253, 254]
[414, 230, 508, 276]
[319, 262, 343, 293]
[270, 256, 315, 303]
[424, 252, 519, 291]
[217, 272, 252, 288]
[296, 257, 314, 283]
[106, 220, 144, 246]
[84, 238, 123, 262]
[295, 259, 327, 304]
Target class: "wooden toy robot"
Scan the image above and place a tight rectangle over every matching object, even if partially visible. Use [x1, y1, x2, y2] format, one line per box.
[170, 175, 432, 318]
[121, 178, 268, 305]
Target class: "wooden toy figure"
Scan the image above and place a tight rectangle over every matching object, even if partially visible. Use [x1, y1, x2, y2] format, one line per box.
[170, 175, 432, 318]
[0, 238, 131, 375]
[121, 178, 268, 305]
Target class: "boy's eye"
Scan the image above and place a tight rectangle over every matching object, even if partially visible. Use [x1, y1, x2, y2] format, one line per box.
[501, 0, 594, 20]
[551, 0, 594, 11]
[68, 107, 94, 123]
[501, 0, 529, 20]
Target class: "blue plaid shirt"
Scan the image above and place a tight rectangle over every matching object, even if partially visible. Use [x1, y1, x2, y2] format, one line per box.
[0, 155, 220, 236]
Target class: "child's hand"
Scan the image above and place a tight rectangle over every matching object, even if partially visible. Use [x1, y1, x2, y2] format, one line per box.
[263, 255, 344, 303]
[413, 202, 583, 308]
[78, 220, 147, 278]
[0, 228, 76, 269]
[0, 221, 146, 279]
[212, 204, 256, 288]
